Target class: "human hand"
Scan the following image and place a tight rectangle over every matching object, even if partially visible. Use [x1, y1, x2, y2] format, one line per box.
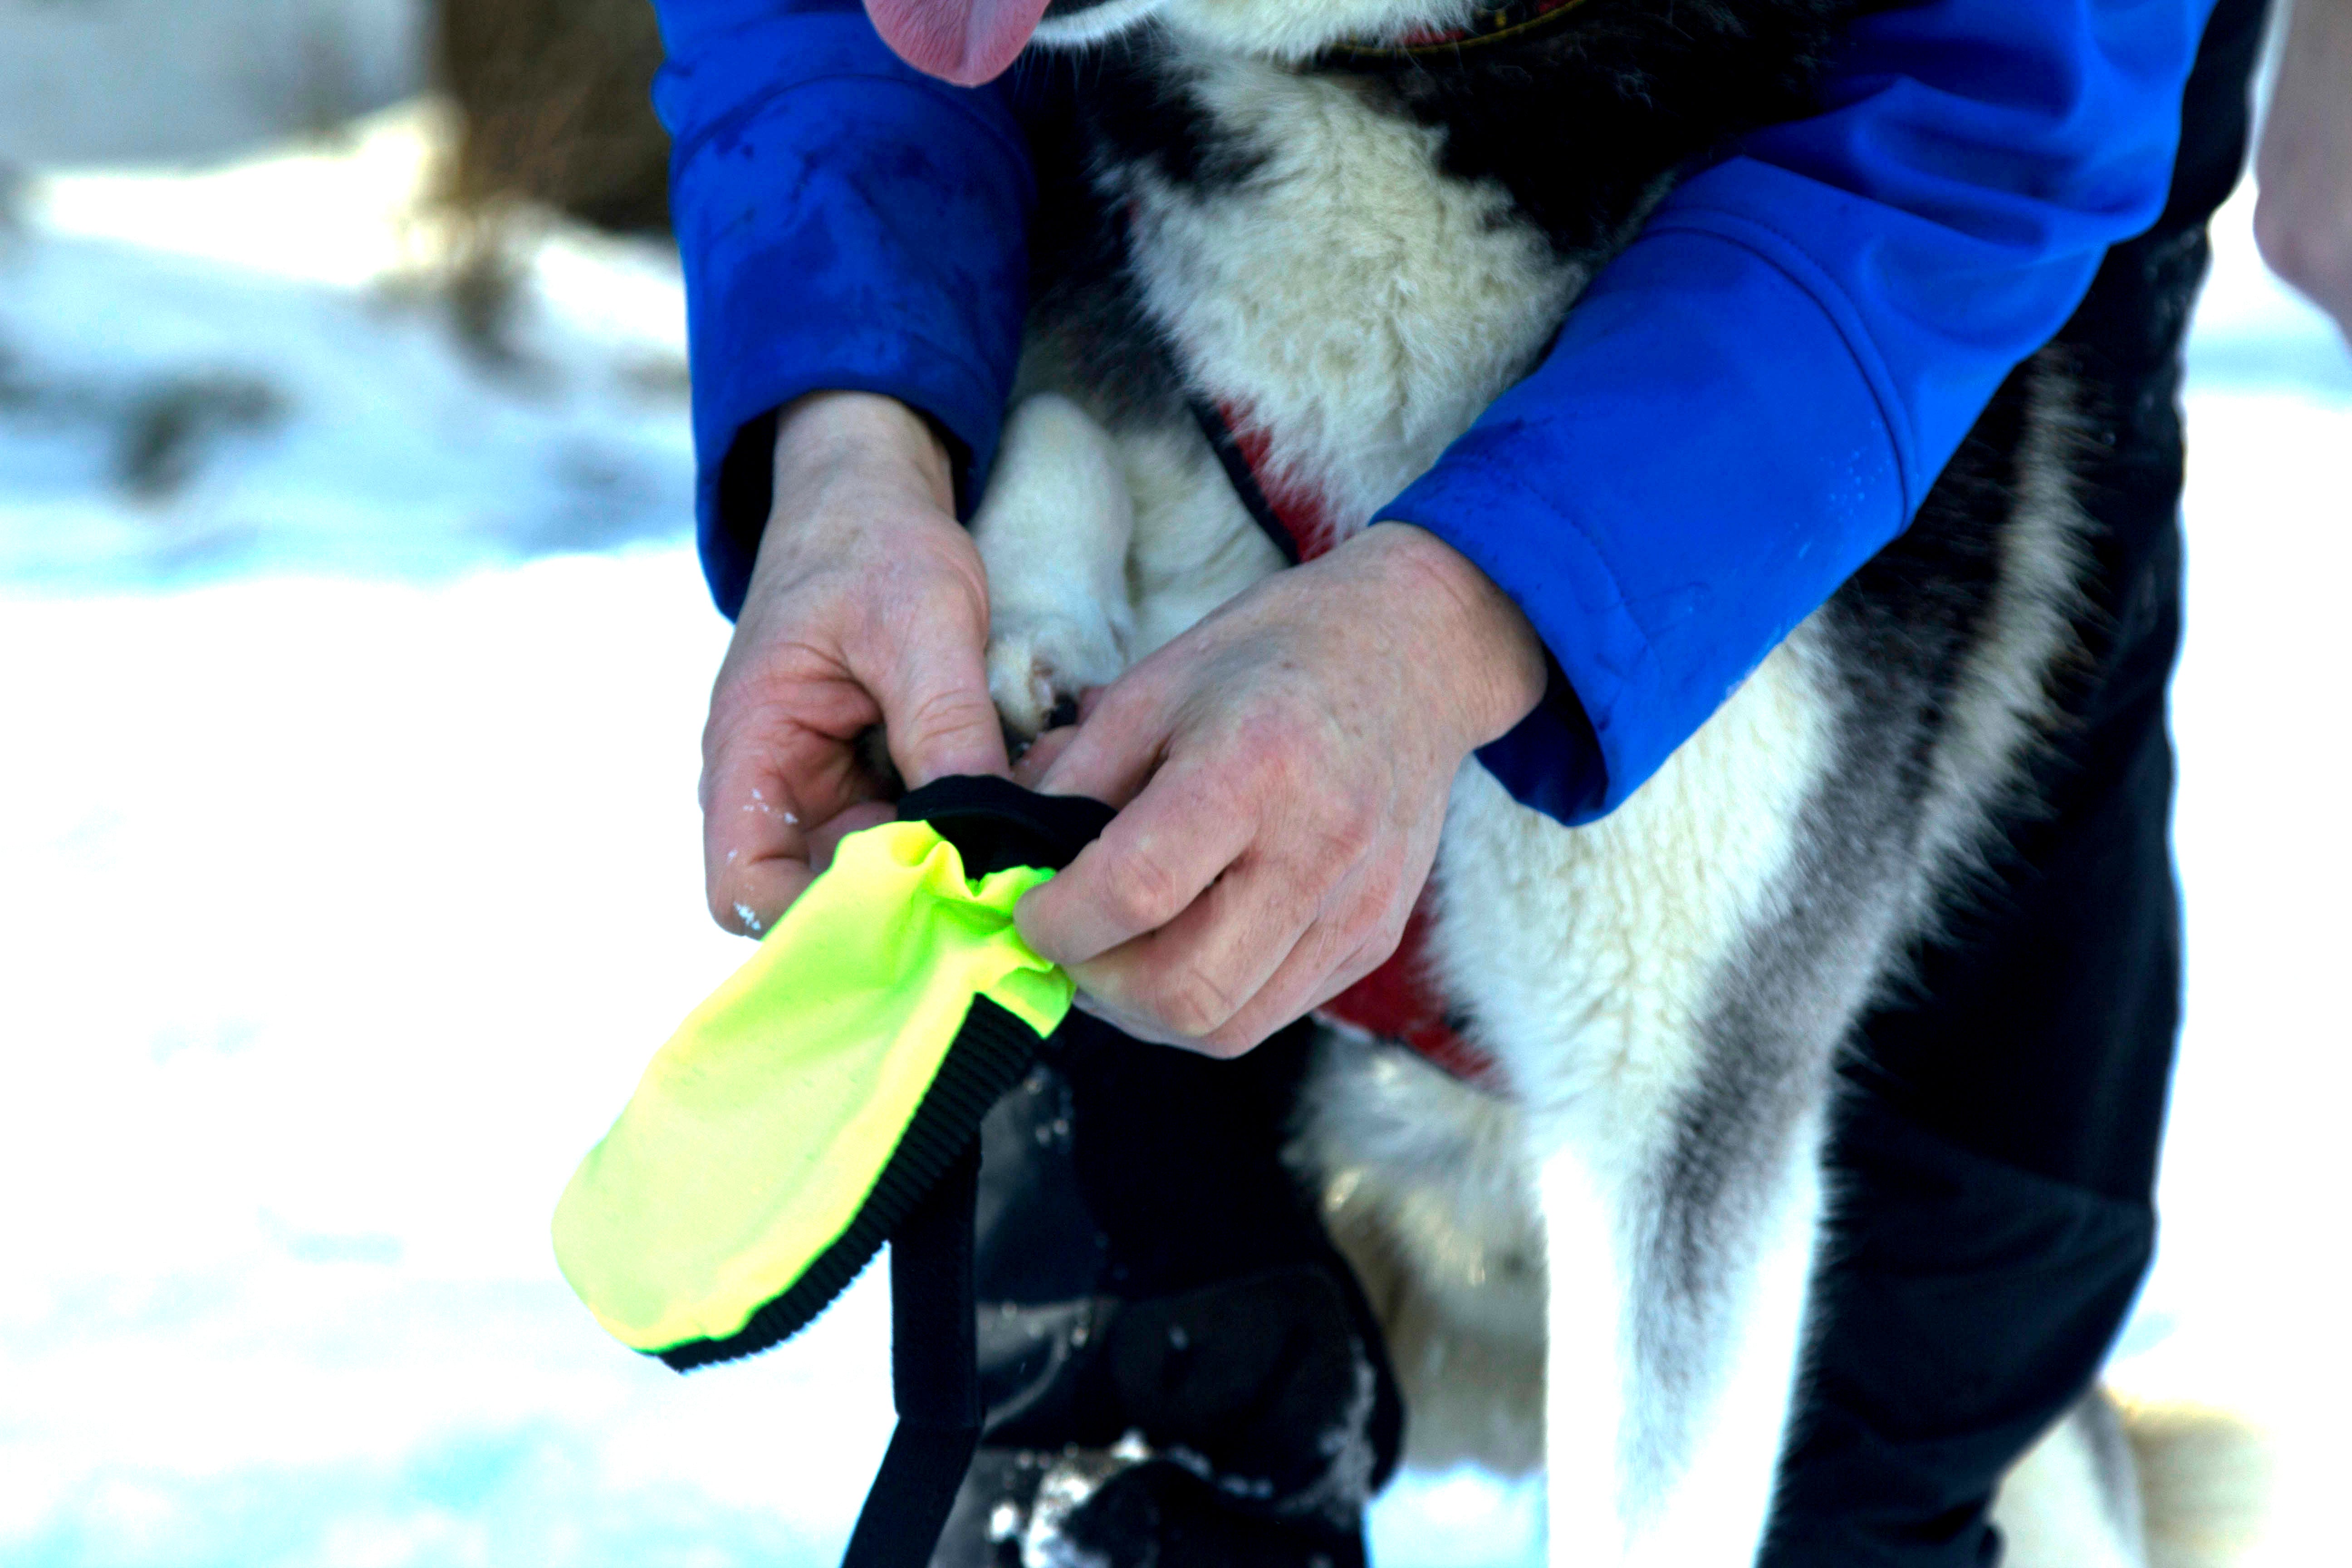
[702, 391, 1010, 936]
[1013, 523, 1548, 1057]
[2255, 0, 2352, 344]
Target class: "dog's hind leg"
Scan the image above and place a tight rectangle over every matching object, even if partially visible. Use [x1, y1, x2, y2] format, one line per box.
[1427, 629, 1856, 1567]
[1539, 1098, 1826, 1568]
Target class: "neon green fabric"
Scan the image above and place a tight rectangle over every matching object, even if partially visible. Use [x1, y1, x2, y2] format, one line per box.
[553, 820, 1073, 1355]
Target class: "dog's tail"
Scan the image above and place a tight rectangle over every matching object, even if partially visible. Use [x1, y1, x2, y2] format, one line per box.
[1993, 1388, 2273, 1568]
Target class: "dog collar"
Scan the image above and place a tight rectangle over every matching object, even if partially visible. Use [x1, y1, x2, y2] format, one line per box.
[1326, 0, 1598, 65]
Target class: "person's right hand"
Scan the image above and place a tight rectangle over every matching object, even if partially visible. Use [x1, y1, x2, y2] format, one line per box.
[702, 390, 1011, 936]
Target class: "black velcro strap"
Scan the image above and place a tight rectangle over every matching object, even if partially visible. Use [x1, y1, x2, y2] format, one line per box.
[843, 1141, 984, 1568]
[836, 780, 1115, 1568]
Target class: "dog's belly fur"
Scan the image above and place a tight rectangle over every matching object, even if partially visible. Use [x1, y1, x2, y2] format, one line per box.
[972, 5, 2126, 1560]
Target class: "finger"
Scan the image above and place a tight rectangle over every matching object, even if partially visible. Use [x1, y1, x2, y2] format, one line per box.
[1192, 888, 1412, 1057]
[1030, 670, 1175, 811]
[1061, 853, 1325, 1047]
[703, 765, 815, 936]
[1066, 986, 1200, 1051]
[807, 799, 897, 873]
[1016, 756, 1254, 968]
[702, 722, 866, 935]
[711, 856, 819, 938]
[1012, 725, 1080, 789]
[1066, 912, 1378, 1056]
[876, 619, 1011, 789]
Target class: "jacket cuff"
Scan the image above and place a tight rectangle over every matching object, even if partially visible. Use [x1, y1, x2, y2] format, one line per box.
[1385, 226, 1906, 823]
[662, 29, 1033, 617]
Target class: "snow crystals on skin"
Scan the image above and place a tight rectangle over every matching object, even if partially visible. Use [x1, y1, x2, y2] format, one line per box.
[0, 103, 2345, 1568]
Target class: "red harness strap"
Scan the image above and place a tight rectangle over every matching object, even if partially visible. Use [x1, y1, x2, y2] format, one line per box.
[1325, 0, 1597, 63]
[1197, 400, 1503, 1090]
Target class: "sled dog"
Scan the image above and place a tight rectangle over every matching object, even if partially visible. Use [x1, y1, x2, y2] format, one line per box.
[957, 1, 2207, 1561]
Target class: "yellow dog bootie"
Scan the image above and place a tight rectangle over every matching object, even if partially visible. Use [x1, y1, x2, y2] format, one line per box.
[554, 777, 1115, 1566]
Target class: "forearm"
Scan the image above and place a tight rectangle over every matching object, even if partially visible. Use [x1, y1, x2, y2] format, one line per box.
[1388, 0, 2217, 823]
[767, 392, 956, 530]
[651, 0, 1036, 619]
[1352, 525, 1549, 753]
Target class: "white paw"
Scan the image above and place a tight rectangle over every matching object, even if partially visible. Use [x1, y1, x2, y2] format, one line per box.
[987, 606, 1129, 741]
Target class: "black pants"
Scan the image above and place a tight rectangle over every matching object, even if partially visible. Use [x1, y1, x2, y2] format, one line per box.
[1759, 1, 2271, 1558]
[954, 5, 2273, 1563]
[952, 1014, 1404, 1568]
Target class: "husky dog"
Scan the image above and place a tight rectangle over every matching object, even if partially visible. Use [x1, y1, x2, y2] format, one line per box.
[960, 1, 2193, 1562]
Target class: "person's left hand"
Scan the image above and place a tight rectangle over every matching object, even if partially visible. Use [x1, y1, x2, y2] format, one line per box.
[1014, 522, 1549, 1057]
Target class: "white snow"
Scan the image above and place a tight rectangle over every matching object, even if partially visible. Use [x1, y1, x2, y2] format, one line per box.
[0, 104, 696, 596]
[0, 0, 426, 168]
[0, 91, 2346, 1568]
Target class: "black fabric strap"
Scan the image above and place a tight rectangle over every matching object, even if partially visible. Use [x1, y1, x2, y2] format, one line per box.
[837, 781, 1120, 1567]
[898, 775, 1118, 877]
[843, 1140, 984, 1568]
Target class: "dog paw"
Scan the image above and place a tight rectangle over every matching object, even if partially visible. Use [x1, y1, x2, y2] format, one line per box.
[988, 608, 1127, 743]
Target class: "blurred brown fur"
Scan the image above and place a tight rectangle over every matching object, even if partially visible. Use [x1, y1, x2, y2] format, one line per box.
[436, 0, 671, 231]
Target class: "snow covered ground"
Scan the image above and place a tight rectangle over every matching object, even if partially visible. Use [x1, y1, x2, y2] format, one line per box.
[0, 0, 424, 168]
[0, 98, 2346, 1568]
[0, 105, 694, 594]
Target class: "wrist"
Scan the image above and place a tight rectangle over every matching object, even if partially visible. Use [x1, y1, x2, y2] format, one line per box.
[1353, 522, 1549, 749]
[771, 391, 956, 520]
[740, 392, 984, 638]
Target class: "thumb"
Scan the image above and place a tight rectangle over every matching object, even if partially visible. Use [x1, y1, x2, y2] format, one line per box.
[877, 622, 1012, 789]
[1031, 676, 1168, 810]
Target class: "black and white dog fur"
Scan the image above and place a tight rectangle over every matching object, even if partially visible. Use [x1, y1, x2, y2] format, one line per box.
[956, 0, 2216, 1561]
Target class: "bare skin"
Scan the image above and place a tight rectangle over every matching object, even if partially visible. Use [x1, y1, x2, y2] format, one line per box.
[2255, 0, 2352, 343]
[702, 390, 1548, 1055]
[701, 391, 1009, 930]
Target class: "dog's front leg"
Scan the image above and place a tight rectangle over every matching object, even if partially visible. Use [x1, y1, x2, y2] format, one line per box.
[1540, 1116, 1825, 1567]
[969, 392, 1137, 740]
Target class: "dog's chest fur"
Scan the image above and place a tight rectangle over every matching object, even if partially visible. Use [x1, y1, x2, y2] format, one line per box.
[1032, 1, 1855, 522]
[1113, 54, 1580, 528]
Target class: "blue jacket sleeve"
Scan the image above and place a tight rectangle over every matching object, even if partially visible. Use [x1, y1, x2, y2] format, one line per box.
[1390, 0, 2217, 824]
[651, 0, 1035, 617]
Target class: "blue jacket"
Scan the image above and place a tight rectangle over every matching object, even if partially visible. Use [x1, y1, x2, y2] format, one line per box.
[652, 0, 2214, 824]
